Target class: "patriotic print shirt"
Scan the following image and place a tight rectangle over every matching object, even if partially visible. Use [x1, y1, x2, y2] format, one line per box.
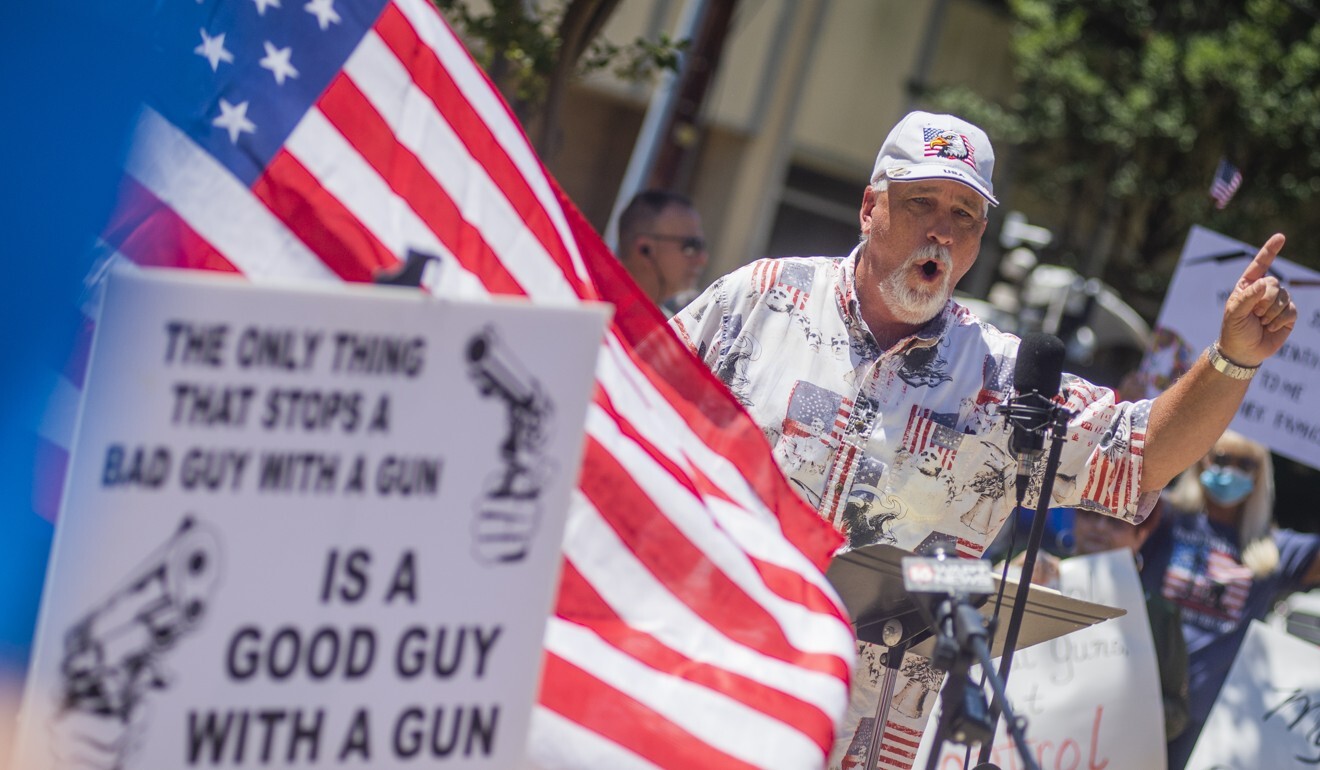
[1143, 510, 1319, 659]
[671, 252, 1155, 559]
[1140, 508, 1320, 740]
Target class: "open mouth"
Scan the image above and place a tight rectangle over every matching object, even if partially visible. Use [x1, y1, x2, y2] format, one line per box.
[918, 258, 944, 281]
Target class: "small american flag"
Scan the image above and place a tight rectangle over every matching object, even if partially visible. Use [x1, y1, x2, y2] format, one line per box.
[44, 1, 857, 766]
[1165, 542, 1252, 622]
[922, 126, 976, 169]
[1210, 157, 1243, 209]
[901, 406, 960, 471]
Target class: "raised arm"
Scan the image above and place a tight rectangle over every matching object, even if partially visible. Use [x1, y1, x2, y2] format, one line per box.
[1141, 234, 1295, 493]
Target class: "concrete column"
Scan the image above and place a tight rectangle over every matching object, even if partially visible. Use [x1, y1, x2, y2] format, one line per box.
[705, 0, 829, 279]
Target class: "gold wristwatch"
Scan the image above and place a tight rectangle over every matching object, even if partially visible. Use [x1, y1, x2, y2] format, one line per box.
[1206, 342, 1259, 380]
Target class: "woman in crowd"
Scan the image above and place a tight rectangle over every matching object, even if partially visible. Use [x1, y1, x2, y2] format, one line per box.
[1140, 429, 1320, 769]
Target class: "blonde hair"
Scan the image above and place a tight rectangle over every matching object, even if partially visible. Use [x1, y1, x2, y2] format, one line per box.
[1165, 430, 1278, 576]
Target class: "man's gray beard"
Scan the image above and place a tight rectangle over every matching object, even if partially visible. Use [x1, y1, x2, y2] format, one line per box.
[874, 242, 953, 324]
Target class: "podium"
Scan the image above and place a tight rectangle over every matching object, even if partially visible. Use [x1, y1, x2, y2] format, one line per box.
[825, 543, 1124, 658]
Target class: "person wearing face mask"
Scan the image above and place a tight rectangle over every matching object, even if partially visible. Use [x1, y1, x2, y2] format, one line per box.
[1140, 430, 1320, 769]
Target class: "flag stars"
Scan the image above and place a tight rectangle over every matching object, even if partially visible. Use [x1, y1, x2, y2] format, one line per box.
[194, 29, 235, 72]
[252, 0, 282, 14]
[213, 99, 257, 144]
[260, 42, 299, 85]
[304, 0, 341, 30]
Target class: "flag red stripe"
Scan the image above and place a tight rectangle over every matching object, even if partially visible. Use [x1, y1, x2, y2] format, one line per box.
[538, 652, 760, 769]
[316, 74, 528, 297]
[253, 146, 398, 282]
[554, 563, 836, 748]
[578, 438, 850, 681]
[373, 4, 585, 295]
[103, 175, 239, 274]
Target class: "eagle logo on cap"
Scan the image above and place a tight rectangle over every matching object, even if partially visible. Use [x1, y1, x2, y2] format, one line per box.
[923, 127, 977, 170]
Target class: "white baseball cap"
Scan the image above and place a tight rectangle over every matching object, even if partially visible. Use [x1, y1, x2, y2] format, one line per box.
[871, 111, 998, 205]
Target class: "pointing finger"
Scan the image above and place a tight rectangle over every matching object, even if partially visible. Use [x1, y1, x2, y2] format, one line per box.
[1239, 233, 1286, 285]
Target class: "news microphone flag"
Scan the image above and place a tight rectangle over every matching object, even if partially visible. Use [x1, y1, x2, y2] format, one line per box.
[1210, 157, 1243, 210]
[39, 0, 855, 767]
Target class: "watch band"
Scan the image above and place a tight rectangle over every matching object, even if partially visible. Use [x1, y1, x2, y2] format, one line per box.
[1206, 343, 1259, 380]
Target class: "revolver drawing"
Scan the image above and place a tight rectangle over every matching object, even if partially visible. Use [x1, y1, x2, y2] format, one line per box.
[466, 326, 555, 500]
[58, 515, 222, 724]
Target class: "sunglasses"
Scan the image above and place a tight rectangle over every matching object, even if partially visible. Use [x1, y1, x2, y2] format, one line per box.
[643, 233, 707, 258]
[1209, 452, 1259, 473]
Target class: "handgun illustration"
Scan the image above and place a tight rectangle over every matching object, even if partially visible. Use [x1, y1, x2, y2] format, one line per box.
[466, 326, 555, 500]
[58, 515, 223, 723]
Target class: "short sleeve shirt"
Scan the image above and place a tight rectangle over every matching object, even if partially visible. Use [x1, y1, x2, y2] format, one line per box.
[670, 252, 1155, 559]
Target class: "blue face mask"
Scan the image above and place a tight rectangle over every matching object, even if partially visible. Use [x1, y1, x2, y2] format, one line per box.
[1200, 465, 1254, 506]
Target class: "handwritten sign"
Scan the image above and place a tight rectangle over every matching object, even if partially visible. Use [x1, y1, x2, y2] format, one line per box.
[912, 550, 1165, 769]
[1186, 620, 1320, 769]
[10, 268, 608, 769]
[1134, 225, 1320, 470]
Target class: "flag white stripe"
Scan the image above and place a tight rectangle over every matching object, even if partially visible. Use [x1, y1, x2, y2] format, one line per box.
[126, 109, 336, 283]
[565, 490, 848, 711]
[544, 618, 828, 768]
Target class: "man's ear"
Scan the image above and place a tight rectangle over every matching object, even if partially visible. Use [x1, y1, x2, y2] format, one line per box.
[860, 186, 880, 233]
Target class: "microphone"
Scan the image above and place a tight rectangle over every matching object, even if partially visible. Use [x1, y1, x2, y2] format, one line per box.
[1007, 333, 1066, 492]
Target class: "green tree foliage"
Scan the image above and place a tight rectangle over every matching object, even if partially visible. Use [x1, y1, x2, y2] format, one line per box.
[435, 0, 684, 156]
[934, 0, 1320, 318]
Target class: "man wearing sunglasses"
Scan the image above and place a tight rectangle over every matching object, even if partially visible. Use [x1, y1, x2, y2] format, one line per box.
[617, 190, 709, 315]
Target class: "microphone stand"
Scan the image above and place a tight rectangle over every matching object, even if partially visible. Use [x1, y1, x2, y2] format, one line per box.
[911, 587, 1039, 770]
[975, 400, 1074, 766]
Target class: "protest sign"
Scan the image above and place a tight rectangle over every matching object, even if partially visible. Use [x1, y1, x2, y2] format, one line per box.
[1135, 226, 1320, 470]
[1186, 620, 1320, 769]
[913, 549, 1165, 770]
[11, 268, 607, 769]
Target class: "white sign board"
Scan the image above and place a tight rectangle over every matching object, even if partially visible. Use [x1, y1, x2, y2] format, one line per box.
[913, 550, 1165, 769]
[1186, 620, 1320, 769]
[1135, 225, 1320, 470]
[12, 269, 609, 770]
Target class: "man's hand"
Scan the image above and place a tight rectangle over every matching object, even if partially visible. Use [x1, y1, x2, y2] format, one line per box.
[1219, 233, 1296, 366]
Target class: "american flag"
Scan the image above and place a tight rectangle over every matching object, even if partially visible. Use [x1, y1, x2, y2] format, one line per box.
[1210, 157, 1243, 210]
[876, 720, 923, 769]
[752, 259, 814, 310]
[921, 126, 976, 170]
[1164, 542, 1252, 622]
[44, 0, 856, 766]
[900, 406, 960, 471]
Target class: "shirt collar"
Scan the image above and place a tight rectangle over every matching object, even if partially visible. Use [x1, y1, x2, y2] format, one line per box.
[840, 245, 955, 354]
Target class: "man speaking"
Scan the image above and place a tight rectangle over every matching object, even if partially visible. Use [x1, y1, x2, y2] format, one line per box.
[670, 110, 1295, 768]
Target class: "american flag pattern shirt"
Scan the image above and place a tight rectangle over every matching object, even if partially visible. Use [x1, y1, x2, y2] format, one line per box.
[672, 252, 1157, 769]
[672, 252, 1154, 555]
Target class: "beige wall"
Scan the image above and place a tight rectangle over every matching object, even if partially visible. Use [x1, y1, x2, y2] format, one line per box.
[543, 0, 1016, 283]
